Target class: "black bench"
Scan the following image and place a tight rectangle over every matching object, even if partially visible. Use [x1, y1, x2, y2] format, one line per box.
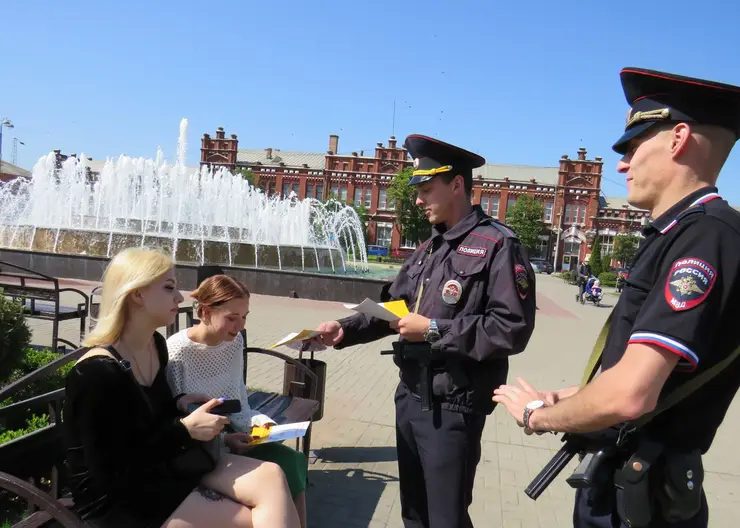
[0, 261, 89, 353]
[0, 338, 319, 527]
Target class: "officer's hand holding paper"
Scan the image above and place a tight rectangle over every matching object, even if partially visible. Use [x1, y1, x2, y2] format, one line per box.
[270, 329, 328, 351]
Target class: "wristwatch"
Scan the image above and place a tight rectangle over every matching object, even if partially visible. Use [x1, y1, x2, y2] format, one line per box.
[424, 319, 441, 343]
[523, 400, 545, 434]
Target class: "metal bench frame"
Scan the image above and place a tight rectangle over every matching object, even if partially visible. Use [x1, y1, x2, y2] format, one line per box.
[0, 261, 89, 353]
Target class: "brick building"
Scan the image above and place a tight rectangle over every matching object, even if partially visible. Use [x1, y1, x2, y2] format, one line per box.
[0, 160, 30, 183]
[201, 127, 651, 270]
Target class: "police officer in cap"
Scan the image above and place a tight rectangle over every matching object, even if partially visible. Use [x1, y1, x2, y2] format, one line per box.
[315, 135, 537, 527]
[493, 67, 740, 527]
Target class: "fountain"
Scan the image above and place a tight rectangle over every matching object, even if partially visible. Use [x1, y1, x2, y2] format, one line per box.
[0, 119, 368, 274]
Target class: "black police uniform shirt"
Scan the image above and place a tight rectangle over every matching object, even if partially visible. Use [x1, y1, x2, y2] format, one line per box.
[601, 186, 740, 453]
[336, 205, 537, 415]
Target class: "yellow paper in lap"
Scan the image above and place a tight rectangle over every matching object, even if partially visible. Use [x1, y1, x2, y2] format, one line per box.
[250, 425, 271, 442]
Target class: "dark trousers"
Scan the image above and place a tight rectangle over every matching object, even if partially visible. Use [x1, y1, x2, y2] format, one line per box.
[573, 484, 709, 527]
[394, 381, 486, 528]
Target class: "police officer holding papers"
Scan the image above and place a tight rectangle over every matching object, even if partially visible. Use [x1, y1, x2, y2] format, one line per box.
[493, 67, 740, 527]
[315, 134, 537, 528]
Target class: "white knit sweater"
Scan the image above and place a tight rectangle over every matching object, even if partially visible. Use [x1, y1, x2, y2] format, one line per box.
[166, 329, 275, 432]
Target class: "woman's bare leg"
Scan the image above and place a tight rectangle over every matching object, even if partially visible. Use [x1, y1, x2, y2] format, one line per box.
[162, 491, 253, 528]
[200, 453, 300, 528]
[294, 492, 307, 528]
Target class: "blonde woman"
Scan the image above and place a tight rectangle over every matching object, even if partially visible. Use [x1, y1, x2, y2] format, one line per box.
[63, 247, 300, 528]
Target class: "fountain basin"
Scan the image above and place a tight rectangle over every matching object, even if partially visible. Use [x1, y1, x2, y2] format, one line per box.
[0, 226, 345, 272]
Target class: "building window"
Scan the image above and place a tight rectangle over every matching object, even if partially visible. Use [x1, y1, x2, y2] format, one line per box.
[507, 197, 518, 212]
[490, 196, 500, 218]
[316, 184, 324, 200]
[402, 237, 418, 248]
[564, 203, 587, 225]
[481, 195, 490, 214]
[282, 183, 290, 197]
[354, 187, 362, 205]
[535, 238, 549, 259]
[379, 189, 387, 209]
[330, 185, 338, 199]
[340, 186, 348, 202]
[364, 188, 371, 208]
[600, 235, 614, 257]
[544, 201, 553, 223]
[376, 222, 393, 248]
[306, 184, 314, 198]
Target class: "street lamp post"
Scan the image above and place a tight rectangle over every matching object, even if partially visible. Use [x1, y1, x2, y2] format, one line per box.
[0, 118, 15, 172]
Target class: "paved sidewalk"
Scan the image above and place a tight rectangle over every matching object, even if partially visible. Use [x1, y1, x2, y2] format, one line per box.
[33, 274, 740, 527]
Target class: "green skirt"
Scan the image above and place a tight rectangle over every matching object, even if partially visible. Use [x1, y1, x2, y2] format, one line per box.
[244, 442, 307, 499]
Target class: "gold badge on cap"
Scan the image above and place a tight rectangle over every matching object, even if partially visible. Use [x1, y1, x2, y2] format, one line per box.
[413, 158, 420, 169]
[442, 279, 462, 305]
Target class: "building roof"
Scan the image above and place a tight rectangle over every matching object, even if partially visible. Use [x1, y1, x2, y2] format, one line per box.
[476, 163, 559, 185]
[0, 160, 31, 178]
[237, 149, 325, 169]
[599, 196, 646, 211]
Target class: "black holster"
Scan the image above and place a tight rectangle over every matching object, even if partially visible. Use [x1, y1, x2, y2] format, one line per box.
[614, 439, 663, 527]
[614, 440, 704, 527]
[655, 448, 704, 523]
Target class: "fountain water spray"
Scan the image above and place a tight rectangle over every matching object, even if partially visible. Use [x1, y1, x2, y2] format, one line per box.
[0, 119, 368, 273]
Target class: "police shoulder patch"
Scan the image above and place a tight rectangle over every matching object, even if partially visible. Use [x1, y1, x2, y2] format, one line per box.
[514, 263, 529, 299]
[664, 257, 717, 311]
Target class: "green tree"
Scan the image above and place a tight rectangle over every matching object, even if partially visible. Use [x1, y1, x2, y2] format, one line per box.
[234, 168, 258, 187]
[504, 195, 544, 253]
[613, 234, 640, 267]
[590, 237, 603, 277]
[388, 167, 431, 246]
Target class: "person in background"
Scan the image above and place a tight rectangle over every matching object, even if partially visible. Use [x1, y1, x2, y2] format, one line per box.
[64, 247, 300, 528]
[576, 257, 592, 304]
[167, 274, 308, 528]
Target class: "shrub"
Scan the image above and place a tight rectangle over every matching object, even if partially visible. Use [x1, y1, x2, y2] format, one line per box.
[0, 295, 31, 382]
[598, 272, 617, 288]
[0, 414, 49, 445]
[0, 347, 74, 431]
[2, 348, 75, 406]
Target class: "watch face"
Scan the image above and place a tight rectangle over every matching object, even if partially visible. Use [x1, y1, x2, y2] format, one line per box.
[526, 400, 545, 410]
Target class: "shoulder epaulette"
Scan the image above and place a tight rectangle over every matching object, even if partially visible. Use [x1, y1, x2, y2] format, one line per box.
[478, 217, 519, 239]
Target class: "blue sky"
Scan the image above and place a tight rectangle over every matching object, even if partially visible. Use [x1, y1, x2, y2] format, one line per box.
[2, 0, 740, 202]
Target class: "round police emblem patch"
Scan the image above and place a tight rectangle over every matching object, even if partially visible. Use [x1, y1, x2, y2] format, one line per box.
[664, 257, 716, 311]
[515, 264, 529, 299]
[442, 279, 462, 305]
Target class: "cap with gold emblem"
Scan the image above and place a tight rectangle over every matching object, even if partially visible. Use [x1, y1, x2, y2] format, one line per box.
[612, 67, 740, 155]
[404, 134, 485, 186]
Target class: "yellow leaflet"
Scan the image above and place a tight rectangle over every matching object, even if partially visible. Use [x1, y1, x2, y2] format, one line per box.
[382, 300, 409, 318]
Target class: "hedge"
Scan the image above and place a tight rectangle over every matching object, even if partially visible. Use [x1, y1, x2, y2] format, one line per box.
[598, 271, 617, 287]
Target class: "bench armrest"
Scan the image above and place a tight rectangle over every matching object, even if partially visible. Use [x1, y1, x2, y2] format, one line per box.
[0, 471, 84, 528]
[244, 347, 319, 400]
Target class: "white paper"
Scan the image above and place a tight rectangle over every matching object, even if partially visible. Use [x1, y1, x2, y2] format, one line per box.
[250, 421, 311, 445]
[343, 298, 408, 322]
[270, 330, 327, 352]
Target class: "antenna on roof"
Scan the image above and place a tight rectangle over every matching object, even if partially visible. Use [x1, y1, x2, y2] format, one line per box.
[392, 100, 396, 137]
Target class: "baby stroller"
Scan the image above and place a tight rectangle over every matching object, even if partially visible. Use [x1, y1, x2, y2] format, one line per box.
[582, 276, 603, 306]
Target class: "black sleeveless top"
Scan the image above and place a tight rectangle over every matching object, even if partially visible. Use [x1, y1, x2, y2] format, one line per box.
[64, 332, 201, 524]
